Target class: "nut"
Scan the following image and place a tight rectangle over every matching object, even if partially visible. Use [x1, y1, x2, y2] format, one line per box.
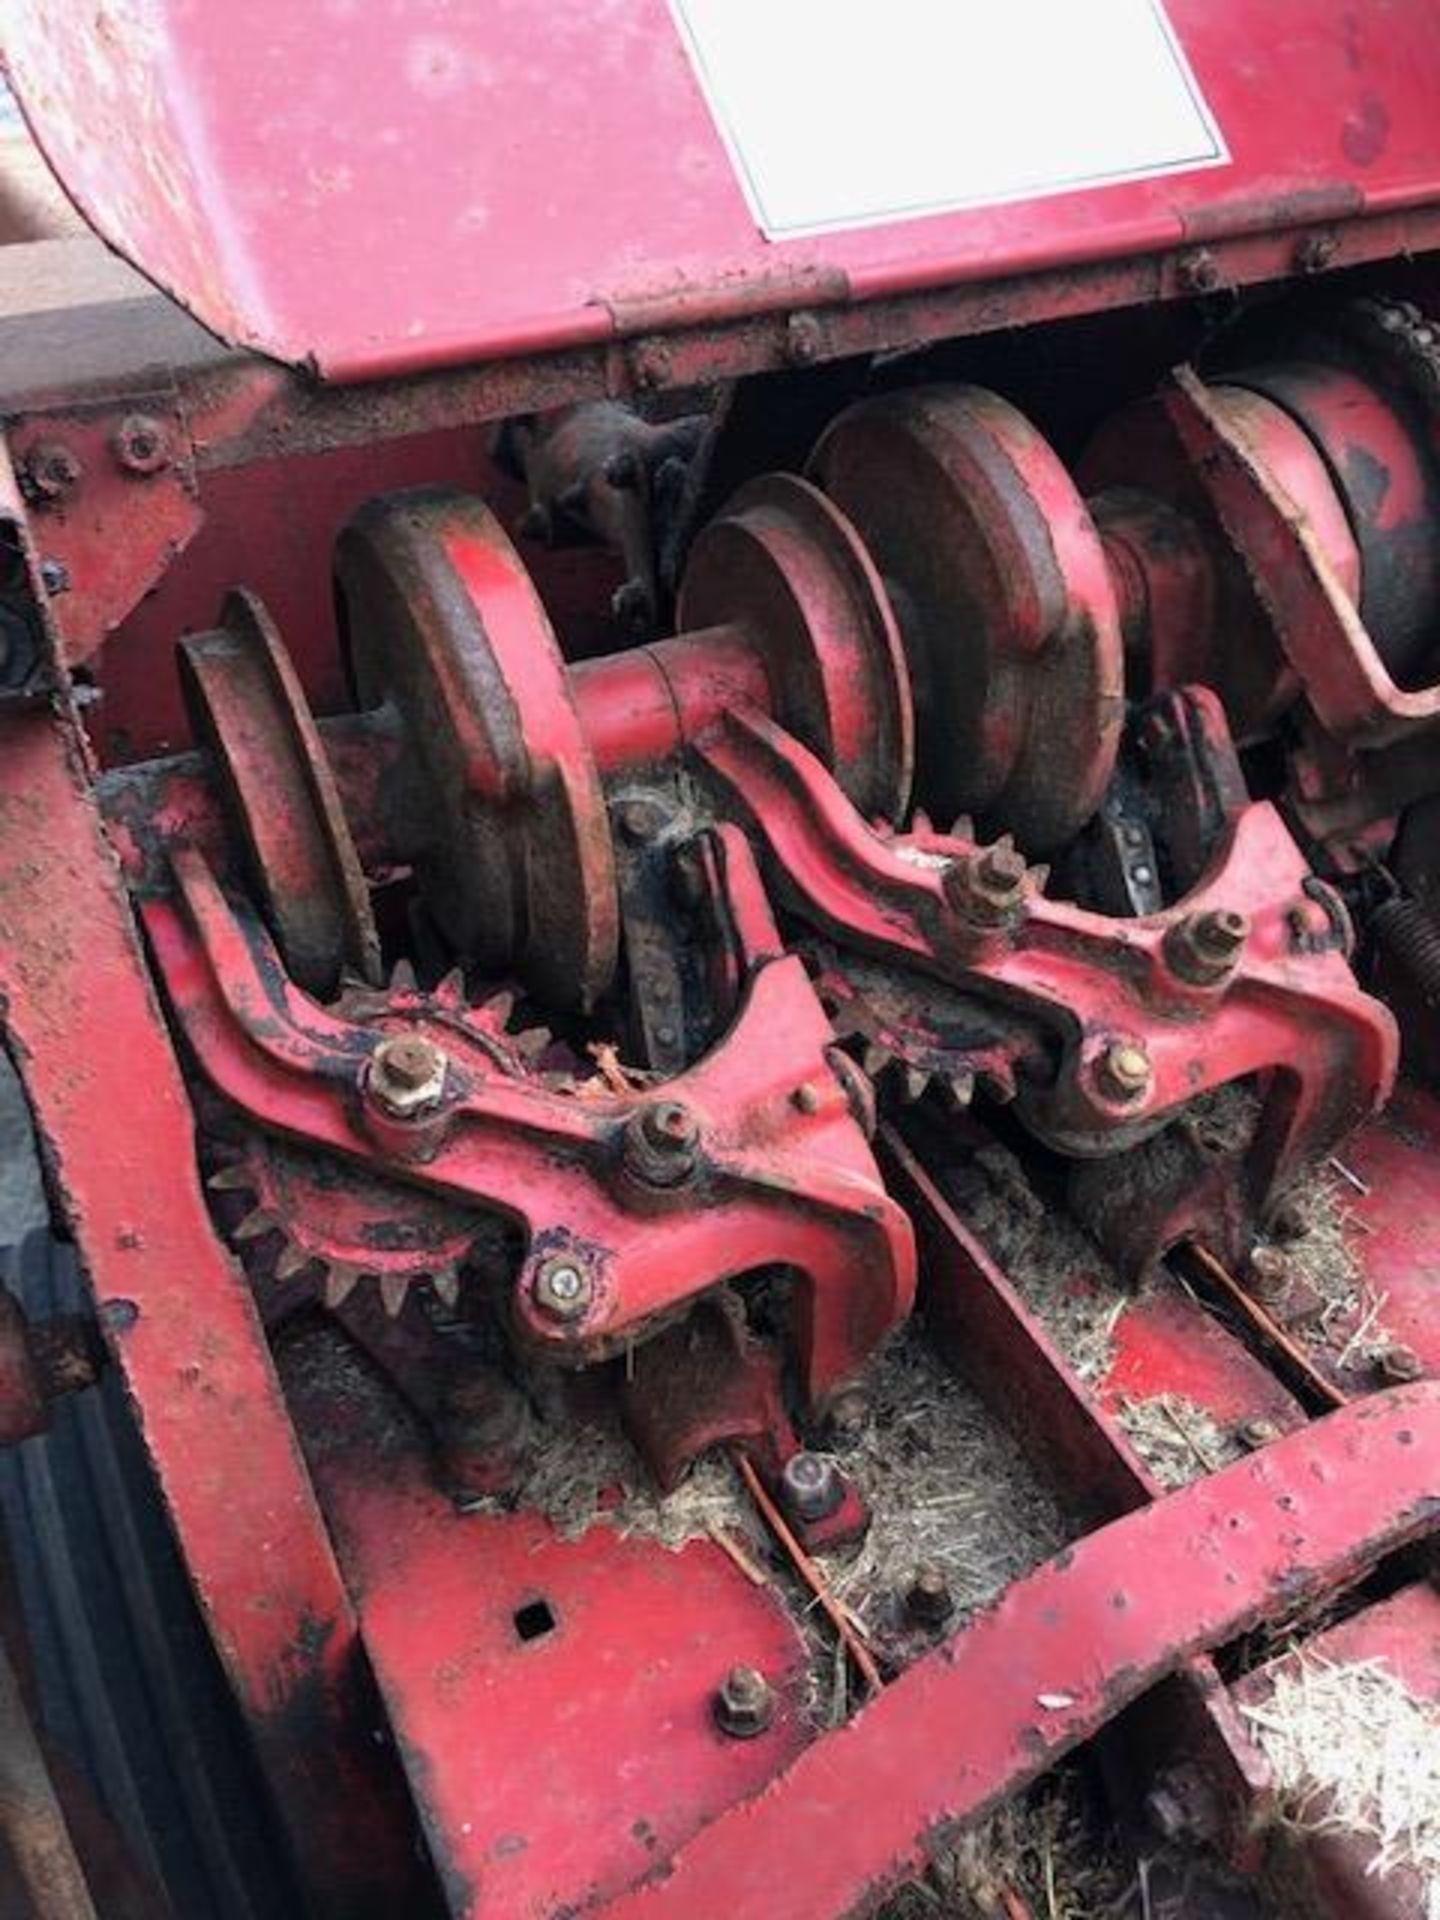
[1093, 1038, 1153, 1104]
[1165, 908, 1249, 986]
[616, 795, 670, 844]
[783, 311, 823, 365]
[24, 441, 82, 502]
[1237, 1417, 1281, 1449]
[943, 842, 1029, 930]
[825, 1386, 869, 1439]
[778, 1450, 844, 1524]
[1177, 247, 1222, 294]
[712, 1664, 775, 1739]
[903, 1564, 954, 1629]
[623, 1100, 700, 1186]
[111, 413, 171, 475]
[1378, 1343, 1425, 1384]
[1247, 1244, 1291, 1302]
[367, 1034, 448, 1118]
[530, 1255, 595, 1323]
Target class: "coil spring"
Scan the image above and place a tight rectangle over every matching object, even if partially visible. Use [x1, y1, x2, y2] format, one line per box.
[1372, 893, 1440, 1000]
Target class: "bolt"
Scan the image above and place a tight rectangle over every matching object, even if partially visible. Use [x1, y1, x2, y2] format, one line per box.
[630, 339, 672, 391]
[943, 842, 1029, 930]
[1247, 1245, 1291, 1301]
[24, 441, 81, 502]
[531, 1254, 595, 1323]
[616, 795, 670, 844]
[783, 311, 823, 365]
[1378, 1343, 1425, 1384]
[111, 413, 170, 475]
[712, 1664, 775, 1739]
[1238, 1417, 1280, 1449]
[1093, 1038, 1153, 1104]
[367, 1034, 448, 1118]
[1166, 908, 1250, 985]
[623, 1100, 700, 1186]
[826, 1387, 869, 1439]
[778, 1450, 844, 1524]
[791, 1082, 822, 1115]
[1177, 247, 1222, 294]
[1295, 231, 1338, 275]
[904, 1564, 954, 1629]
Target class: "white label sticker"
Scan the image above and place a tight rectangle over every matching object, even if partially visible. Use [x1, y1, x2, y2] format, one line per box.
[670, 0, 1227, 240]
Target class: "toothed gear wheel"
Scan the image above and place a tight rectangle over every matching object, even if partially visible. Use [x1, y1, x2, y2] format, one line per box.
[207, 964, 554, 1315]
[813, 946, 1045, 1112]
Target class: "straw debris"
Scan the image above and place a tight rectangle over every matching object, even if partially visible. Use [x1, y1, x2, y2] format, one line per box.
[878, 1771, 1139, 1919]
[1241, 1652, 1440, 1904]
[825, 1329, 1072, 1636]
[1117, 1391, 1247, 1489]
[960, 1145, 1129, 1382]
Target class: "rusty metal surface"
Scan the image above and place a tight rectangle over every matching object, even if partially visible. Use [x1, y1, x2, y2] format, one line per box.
[0, 699, 429, 1915]
[7, 4, 1440, 380]
[601, 1383, 1440, 1918]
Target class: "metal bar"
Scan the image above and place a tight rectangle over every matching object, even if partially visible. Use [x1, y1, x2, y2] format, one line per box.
[0, 700, 425, 1916]
[600, 1382, 1440, 1920]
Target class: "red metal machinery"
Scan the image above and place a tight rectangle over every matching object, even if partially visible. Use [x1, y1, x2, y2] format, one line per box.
[1, 5, 1440, 1917]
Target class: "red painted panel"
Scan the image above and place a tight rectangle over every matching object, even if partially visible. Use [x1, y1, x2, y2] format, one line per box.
[6, 2, 1440, 378]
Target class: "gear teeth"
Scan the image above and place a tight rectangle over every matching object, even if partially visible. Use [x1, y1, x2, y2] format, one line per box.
[943, 1070, 976, 1110]
[206, 1164, 254, 1194]
[323, 1264, 361, 1310]
[911, 808, 934, 836]
[990, 832, 1015, 855]
[339, 968, 371, 992]
[949, 813, 975, 842]
[274, 1243, 312, 1282]
[389, 958, 418, 994]
[978, 1063, 1018, 1105]
[432, 1269, 460, 1309]
[1028, 863, 1050, 893]
[379, 1272, 409, 1318]
[899, 1065, 929, 1103]
[433, 967, 468, 1011]
[513, 1025, 552, 1061]
[233, 1207, 278, 1243]
[482, 988, 517, 1028]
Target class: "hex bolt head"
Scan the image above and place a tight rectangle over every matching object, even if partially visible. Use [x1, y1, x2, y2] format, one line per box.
[712, 1664, 775, 1739]
[826, 1387, 870, 1440]
[111, 413, 171, 475]
[530, 1255, 595, 1323]
[367, 1034, 448, 1118]
[1238, 1416, 1281, 1449]
[904, 1564, 954, 1629]
[1166, 908, 1250, 986]
[778, 1450, 844, 1525]
[623, 1100, 701, 1186]
[1093, 1039, 1153, 1104]
[25, 441, 82, 501]
[943, 843, 1029, 930]
[1247, 1245, 1292, 1302]
[1378, 1343, 1425, 1384]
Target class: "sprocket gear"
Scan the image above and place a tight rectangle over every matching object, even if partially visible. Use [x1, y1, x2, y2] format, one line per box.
[206, 962, 556, 1315]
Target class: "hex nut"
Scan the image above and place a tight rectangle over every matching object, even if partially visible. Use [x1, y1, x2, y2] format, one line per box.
[367, 1034, 448, 1117]
[904, 1564, 954, 1629]
[943, 844, 1028, 930]
[1378, 1343, 1425, 1384]
[778, 1450, 844, 1524]
[1165, 908, 1249, 986]
[623, 1100, 700, 1186]
[24, 441, 82, 502]
[1093, 1039, 1152, 1104]
[530, 1255, 595, 1323]
[712, 1665, 775, 1739]
[111, 413, 171, 475]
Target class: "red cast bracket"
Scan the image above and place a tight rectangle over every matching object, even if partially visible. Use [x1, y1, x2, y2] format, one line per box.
[697, 705, 1397, 1213]
[142, 826, 915, 1409]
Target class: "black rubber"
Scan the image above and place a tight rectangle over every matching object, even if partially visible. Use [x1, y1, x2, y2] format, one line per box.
[0, 1230, 299, 1919]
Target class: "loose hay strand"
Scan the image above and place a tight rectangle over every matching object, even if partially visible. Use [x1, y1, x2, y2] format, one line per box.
[1242, 1651, 1440, 1895]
